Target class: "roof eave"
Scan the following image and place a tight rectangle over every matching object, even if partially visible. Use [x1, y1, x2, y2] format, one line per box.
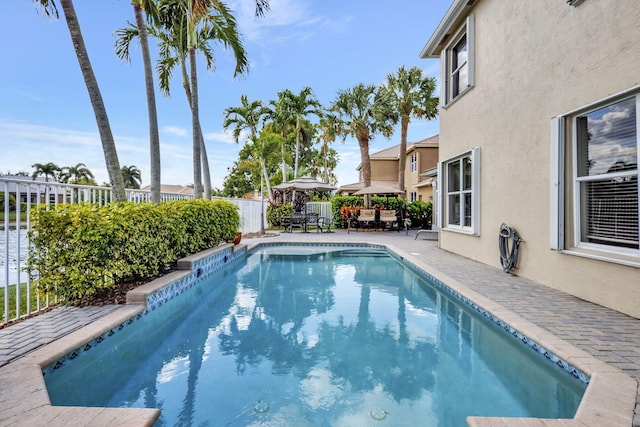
[419, 0, 475, 58]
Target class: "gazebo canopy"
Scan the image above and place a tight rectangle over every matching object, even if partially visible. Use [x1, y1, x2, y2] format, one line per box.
[273, 176, 336, 192]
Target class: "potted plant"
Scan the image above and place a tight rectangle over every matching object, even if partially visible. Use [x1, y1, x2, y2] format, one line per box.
[233, 232, 242, 245]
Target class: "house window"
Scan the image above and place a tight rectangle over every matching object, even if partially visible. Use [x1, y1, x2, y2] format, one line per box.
[410, 153, 417, 173]
[576, 97, 638, 249]
[441, 16, 474, 106]
[551, 90, 639, 260]
[440, 148, 480, 234]
[410, 191, 417, 202]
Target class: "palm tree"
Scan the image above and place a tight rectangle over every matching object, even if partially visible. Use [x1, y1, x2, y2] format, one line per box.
[114, 0, 162, 204]
[280, 87, 322, 179]
[267, 91, 295, 181]
[60, 163, 94, 184]
[121, 165, 143, 189]
[386, 66, 438, 197]
[144, 0, 253, 199]
[223, 95, 274, 201]
[31, 162, 61, 182]
[330, 83, 398, 196]
[34, 1, 127, 201]
[317, 114, 341, 184]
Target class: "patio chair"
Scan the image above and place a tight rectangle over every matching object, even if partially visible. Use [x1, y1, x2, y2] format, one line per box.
[318, 216, 334, 233]
[357, 209, 376, 229]
[305, 212, 320, 232]
[379, 210, 398, 231]
[287, 212, 306, 232]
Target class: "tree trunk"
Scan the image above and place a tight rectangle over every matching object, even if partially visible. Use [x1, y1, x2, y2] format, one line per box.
[201, 133, 211, 199]
[189, 49, 203, 199]
[357, 127, 371, 207]
[398, 114, 409, 199]
[260, 159, 273, 202]
[61, 0, 126, 201]
[181, 58, 210, 199]
[294, 115, 300, 178]
[281, 135, 287, 182]
[133, 2, 161, 205]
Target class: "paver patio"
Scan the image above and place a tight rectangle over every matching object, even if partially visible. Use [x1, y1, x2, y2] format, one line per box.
[1, 229, 638, 426]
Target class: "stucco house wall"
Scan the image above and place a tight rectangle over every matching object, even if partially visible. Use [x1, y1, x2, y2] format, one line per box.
[406, 146, 439, 202]
[370, 159, 398, 182]
[422, 0, 640, 318]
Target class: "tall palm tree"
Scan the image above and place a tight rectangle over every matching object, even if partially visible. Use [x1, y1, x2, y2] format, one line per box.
[31, 162, 61, 182]
[386, 66, 438, 197]
[127, 0, 162, 204]
[267, 91, 295, 181]
[60, 162, 94, 184]
[223, 95, 274, 201]
[121, 165, 142, 189]
[34, 1, 127, 201]
[331, 84, 398, 194]
[146, 0, 252, 199]
[317, 114, 341, 184]
[281, 87, 322, 179]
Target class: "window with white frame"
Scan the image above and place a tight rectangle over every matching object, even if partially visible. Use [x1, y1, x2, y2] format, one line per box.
[551, 90, 639, 257]
[410, 191, 417, 202]
[441, 16, 474, 106]
[410, 152, 417, 173]
[439, 148, 480, 234]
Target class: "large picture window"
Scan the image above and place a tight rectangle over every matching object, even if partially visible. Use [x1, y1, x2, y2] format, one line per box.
[575, 97, 638, 250]
[441, 16, 474, 106]
[440, 148, 480, 234]
[551, 90, 640, 261]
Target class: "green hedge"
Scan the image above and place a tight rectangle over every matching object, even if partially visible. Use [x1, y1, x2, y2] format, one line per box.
[266, 203, 293, 227]
[27, 199, 239, 302]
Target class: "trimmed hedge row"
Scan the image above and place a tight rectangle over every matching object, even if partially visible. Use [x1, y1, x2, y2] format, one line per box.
[27, 199, 239, 302]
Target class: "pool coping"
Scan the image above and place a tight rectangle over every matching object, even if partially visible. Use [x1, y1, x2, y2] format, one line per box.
[0, 241, 636, 426]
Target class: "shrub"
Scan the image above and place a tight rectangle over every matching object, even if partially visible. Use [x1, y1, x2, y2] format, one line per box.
[27, 199, 239, 302]
[407, 200, 432, 229]
[266, 203, 293, 227]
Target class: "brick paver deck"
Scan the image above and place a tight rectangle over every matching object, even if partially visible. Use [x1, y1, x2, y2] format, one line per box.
[1, 229, 638, 426]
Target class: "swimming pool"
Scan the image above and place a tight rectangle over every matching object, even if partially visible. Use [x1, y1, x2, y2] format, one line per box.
[43, 245, 587, 426]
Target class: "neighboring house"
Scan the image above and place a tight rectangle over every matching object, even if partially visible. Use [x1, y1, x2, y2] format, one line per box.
[421, 0, 639, 318]
[338, 135, 439, 202]
[0, 175, 65, 204]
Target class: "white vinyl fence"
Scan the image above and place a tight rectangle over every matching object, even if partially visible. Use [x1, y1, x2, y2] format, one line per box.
[0, 176, 267, 325]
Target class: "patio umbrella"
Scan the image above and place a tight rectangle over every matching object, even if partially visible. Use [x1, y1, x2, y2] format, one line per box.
[273, 176, 337, 192]
[353, 185, 404, 196]
[354, 184, 404, 208]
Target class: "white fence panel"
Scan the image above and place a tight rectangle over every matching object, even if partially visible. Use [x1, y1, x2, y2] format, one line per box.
[305, 202, 333, 218]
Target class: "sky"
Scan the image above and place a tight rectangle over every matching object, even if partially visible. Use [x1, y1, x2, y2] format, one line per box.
[0, 0, 450, 189]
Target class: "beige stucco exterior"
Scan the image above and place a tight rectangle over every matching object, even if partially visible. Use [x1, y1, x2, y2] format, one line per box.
[423, 0, 640, 318]
[405, 140, 439, 202]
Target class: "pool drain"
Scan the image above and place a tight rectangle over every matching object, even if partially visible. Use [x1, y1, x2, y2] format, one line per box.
[253, 400, 270, 414]
[369, 407, 388, 421]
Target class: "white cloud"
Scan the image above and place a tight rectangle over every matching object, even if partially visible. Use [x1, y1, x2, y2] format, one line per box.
[203, 130, 239, 144]
[162, 126, 188, 137]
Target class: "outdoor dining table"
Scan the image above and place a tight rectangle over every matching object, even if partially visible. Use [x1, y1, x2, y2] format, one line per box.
[282, 213, 320, 233]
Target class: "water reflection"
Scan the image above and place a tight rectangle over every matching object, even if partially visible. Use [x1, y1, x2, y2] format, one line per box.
[45, 249, 585, 426]
[0, 226, 29, 286]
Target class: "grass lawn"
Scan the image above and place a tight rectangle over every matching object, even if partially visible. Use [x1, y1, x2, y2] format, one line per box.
[0, 282, 43, 320]
[0, 211, 28, 223]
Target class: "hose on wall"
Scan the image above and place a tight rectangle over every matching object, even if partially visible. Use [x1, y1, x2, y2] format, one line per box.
[499, 224, 522, 273]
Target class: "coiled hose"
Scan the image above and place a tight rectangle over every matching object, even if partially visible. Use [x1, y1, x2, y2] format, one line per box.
[499, 224, 522, 273]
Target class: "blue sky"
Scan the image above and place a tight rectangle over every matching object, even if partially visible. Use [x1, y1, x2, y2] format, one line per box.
[0, 1, 449, 189]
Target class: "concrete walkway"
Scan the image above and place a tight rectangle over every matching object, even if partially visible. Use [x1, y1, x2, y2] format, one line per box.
[1, 229, 639, 426]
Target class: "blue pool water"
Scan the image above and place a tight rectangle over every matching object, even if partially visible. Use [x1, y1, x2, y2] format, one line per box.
[45, 246, 586, 426]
